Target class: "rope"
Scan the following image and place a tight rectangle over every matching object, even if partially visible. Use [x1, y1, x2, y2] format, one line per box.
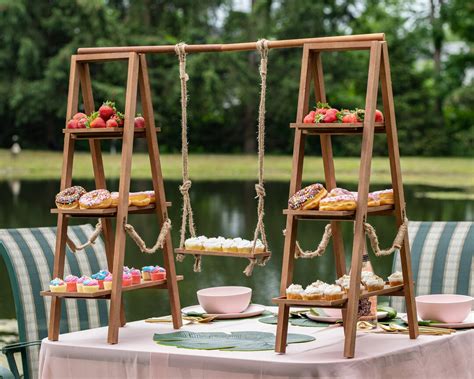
[282, 224, 332, 259]
[243, 254, 271, 277]
[66, 220, 102, 252]
[124, 219, 172, 254]
[175, 42, 199, 268]
[251, 38, 269, 256]
[364, 216, 409, 256]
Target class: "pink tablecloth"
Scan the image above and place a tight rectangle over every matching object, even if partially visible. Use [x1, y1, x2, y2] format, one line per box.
[39, 309, 473, 379]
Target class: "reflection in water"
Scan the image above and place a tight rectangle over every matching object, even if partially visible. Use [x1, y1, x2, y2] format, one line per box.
[0, 180, 472, 322]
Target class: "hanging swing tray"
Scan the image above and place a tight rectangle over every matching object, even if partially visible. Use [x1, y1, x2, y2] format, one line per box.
[174, 248, 271, 259]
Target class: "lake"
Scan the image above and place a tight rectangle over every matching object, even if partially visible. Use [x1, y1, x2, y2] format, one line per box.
[0, 179, 472, 325]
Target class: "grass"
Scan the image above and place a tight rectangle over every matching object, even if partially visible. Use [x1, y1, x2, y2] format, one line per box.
[0, 149, 473, 191]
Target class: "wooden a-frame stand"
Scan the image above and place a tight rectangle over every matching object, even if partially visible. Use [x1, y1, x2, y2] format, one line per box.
[273, 39, 419, 358]
[42, 52, 182, 344]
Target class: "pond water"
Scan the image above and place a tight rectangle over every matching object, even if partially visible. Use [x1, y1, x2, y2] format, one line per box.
[0, 179, 472, 324]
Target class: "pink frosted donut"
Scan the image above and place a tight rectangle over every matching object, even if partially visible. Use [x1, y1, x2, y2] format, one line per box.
[327, 188, 353, 197]
[371, 189, 394, 205]
[319, 194, 357, 211]
[79, 189, 112, 209]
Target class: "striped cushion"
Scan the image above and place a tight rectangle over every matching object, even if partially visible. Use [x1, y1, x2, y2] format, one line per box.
[391, 221, 474, 312]
[0, 224, 110, 379]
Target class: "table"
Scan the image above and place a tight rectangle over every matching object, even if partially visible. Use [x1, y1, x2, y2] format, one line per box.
[39, 309, 473, 379]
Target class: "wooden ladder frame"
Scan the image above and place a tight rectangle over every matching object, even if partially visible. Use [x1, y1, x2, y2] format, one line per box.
[47, 52, 182, 344]
[274, 40, 419, 358]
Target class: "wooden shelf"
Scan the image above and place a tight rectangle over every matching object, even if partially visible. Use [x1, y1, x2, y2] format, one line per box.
[40, 276, 184, 299]
[290, 122, 385, 135]
[272, 284, 405, 308]
[51, 202, 171, 217]
[283, 204, 394, 220]
[63, 127, 160, 140]
[174, 248, 271, 259]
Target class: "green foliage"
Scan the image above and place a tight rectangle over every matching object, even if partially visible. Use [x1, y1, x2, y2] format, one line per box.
[0, 0, 472, 156]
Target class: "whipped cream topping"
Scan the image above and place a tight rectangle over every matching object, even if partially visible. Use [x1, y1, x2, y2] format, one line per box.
[304, 285, 324, 295]
[324, 284, 343, 295]
[50, 277, 65, 286]
[388, 271, 403, 281]
[64, 275, 78, 283]
[286, 284, 304, 294]
[365, 277, 384, 287]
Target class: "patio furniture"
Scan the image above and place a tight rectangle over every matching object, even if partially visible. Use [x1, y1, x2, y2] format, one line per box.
[0, 224, 109, 379]
[391, 221, 473, 311]
[38, 308, 473, 379]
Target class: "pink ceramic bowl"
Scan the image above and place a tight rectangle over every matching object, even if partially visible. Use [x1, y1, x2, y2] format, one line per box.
[197, 286, 252, 314]
[416, 294, 473, 323]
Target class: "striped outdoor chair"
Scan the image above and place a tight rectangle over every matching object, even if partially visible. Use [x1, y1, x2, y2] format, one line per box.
[0, 224, 109, 379]
[391, 221, 474, 312]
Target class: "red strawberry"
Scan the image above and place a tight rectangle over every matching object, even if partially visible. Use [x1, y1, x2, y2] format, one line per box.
[303, 111, 316, 124]
[316, 108, 339, 123]
[90, 116, 106, 128]
[106, 118, 118, 128]
[67, 119, 79, 129]
[375, 109, 384, 122]
[315, 102, 330, 116]
[73, 112, 87, 120]
[77, 117, 88, 128]
[134, 115, 145, 128]
[341, 113, 358, 123]
[98, 101, 116, 121]
[113, 111, 124, 127]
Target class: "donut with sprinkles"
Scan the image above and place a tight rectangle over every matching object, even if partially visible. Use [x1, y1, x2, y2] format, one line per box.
[55, 186, 87, 210]
[288, 183, 328, 210]
[79, 189, 112, 209]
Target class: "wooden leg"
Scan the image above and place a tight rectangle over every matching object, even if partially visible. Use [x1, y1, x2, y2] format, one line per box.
[108, 52, 140, 344]
[275, 304, 290, 353]
[380, 43, 418, 339]
[138, 54, 182, 329]
[48, 215, 69, 341]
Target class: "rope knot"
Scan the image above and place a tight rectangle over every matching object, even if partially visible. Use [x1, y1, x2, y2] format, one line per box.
[255, 183, 266, 198]
[179, 180, 192, 195]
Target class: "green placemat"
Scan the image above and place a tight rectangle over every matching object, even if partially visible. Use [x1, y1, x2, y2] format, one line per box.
[153, 330, 315, 351]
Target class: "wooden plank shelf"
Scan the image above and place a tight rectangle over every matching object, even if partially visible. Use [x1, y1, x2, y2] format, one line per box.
[63, 127, 160, 140]
[290, 122, 385, 135]
[41, 276, 184, 299]
[174, 248, 271, 259]
[51, 202, 171, 217]
[283, 204, 394, 220]
[272, 284, 405, 308]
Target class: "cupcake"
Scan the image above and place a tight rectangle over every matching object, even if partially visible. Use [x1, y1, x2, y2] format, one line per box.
[142, 265, 154, 280]
[122, 272, 132, 287]
[335, 274, 351, 287]
[49, 278, 66, 293]
[123, 266, 131, 273]
[303, 285, 324, 300]
[361, 271, 376, 286]
[64, 275, 78, 292]
[286, 284, 304, 300]
[76, 275, 89, 293]
[340, 279, 364, 294]
[104, 273, 113, 290]
[310, 280, 328, 289]
[324, 284, 344, 301]
[222, 239, 236, 253]
[365, 276, 385, 291]
[184, 237, 203, 251]
[151, 266, 166, 281]
[254, 239, 265, 253]
[82, 278, 99, 293]
[388, 271, 404, 286]
[237, 240, 252, 254]
[204, 239, 222, 252]
[92, 270, 109, 289]
[130, 268, 141, 284]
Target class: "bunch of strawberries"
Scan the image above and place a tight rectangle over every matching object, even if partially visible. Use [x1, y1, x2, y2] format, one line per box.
[66, 100, 145, 129]
[303, 102, 384, 124]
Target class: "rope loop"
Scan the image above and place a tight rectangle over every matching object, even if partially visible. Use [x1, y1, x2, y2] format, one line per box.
[283, 223, 332, 259]
[179, 179, 192, 195]
[364, 216, 409, 256]
[66, 219, 103, 253]
[124, 218, 172, 254]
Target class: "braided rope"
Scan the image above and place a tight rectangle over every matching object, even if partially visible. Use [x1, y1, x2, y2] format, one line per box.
[364, 216, 409, 256]
[66, 219, 103, 252]
[124, 219, 172, 254]
[283, 224, 333, 259]
[250, 39, 270, 258]
[175, 42, 199, 268]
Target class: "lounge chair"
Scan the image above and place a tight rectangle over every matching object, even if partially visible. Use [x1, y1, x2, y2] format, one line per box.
[0, 224, 109, 379]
